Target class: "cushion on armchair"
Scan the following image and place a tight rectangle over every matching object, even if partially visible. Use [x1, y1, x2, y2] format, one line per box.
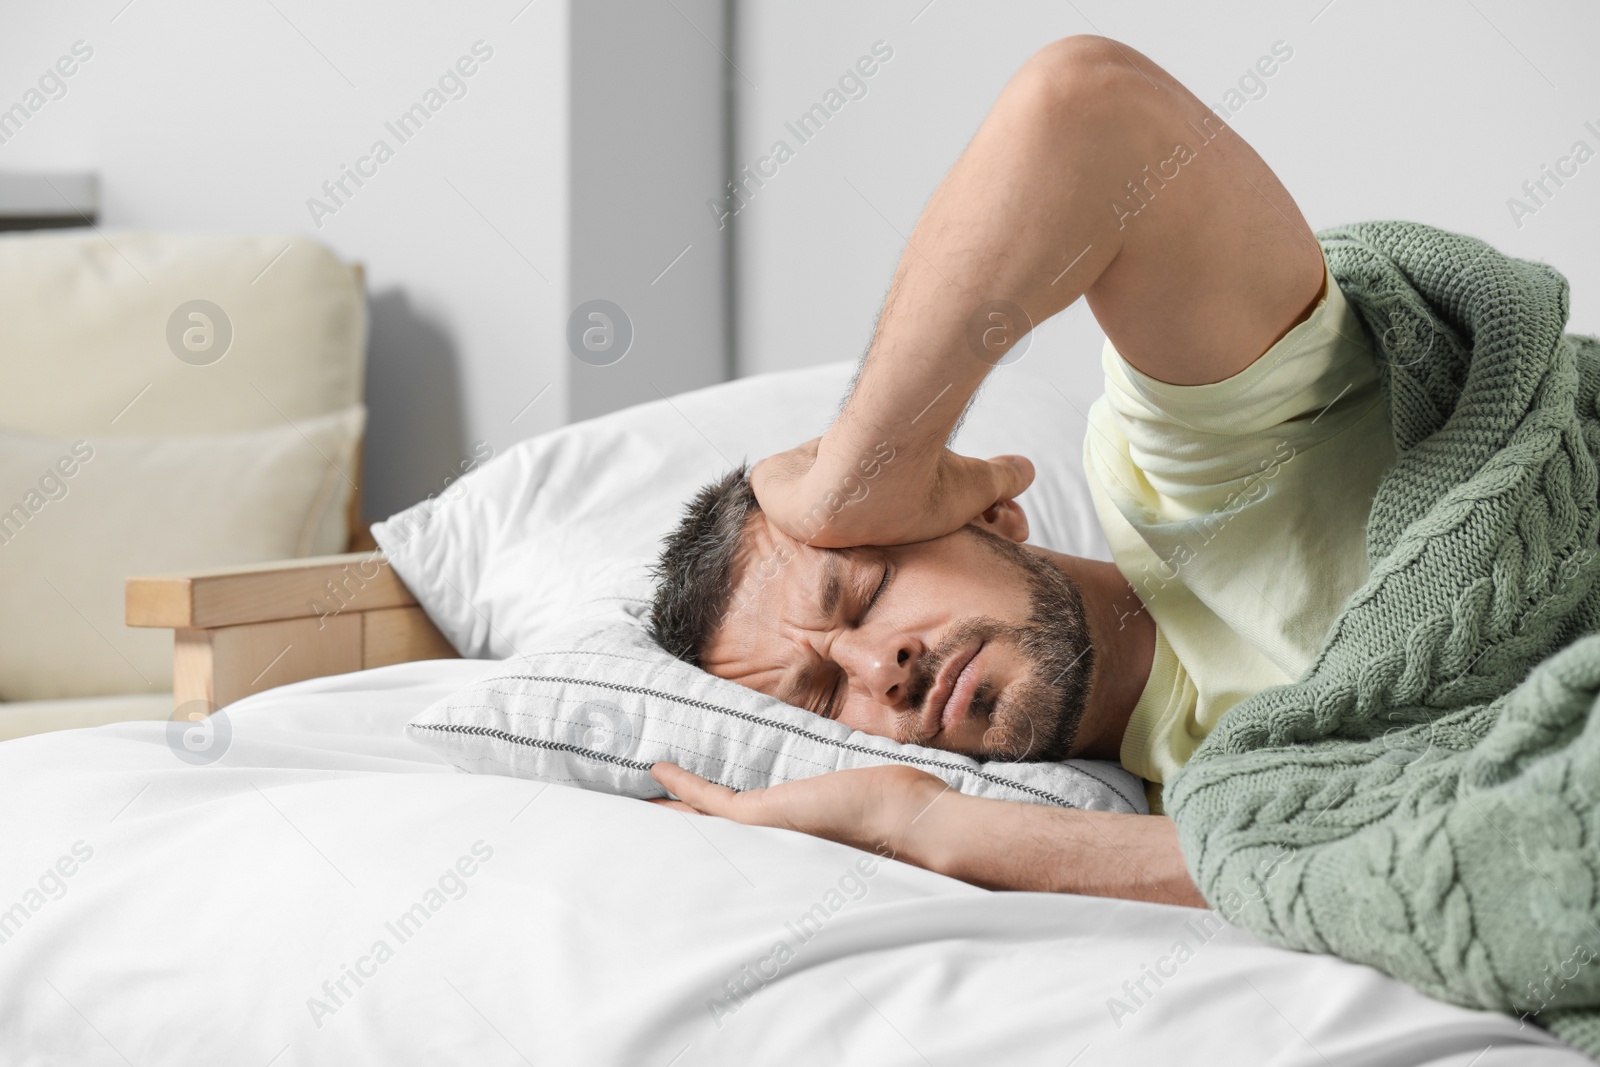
[0, 409, 364, 701]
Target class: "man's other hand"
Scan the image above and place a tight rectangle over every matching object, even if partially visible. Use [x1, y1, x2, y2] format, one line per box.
[650, 760, 1205, 906]
[649, 761, 950, 860]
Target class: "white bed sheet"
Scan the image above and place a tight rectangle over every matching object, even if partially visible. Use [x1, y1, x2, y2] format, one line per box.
[0, 661, 1585, 1067]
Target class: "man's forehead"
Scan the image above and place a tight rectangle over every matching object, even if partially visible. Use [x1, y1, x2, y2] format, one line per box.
[727, 511, 836, 619]
[696, 513, 806, 681]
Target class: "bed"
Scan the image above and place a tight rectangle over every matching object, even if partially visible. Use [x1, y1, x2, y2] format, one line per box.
[0, 659, 1584, 1066]
[8, 359, 1588, 1064]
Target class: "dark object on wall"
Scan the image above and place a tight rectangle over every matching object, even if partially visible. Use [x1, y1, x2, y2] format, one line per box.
[0, 172, 97, 232]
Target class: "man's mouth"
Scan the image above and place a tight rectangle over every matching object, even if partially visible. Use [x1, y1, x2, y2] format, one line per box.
[920, 640, 984, 741]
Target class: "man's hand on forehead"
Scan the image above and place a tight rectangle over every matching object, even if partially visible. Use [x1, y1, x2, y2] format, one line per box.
[751, 440, 1035, 551]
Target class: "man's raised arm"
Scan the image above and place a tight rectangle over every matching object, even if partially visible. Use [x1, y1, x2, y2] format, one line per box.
[752, 33, 1323, 549]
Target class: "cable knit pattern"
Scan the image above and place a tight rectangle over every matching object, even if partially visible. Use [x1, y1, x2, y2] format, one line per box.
[1164, 220, 1600, 1054]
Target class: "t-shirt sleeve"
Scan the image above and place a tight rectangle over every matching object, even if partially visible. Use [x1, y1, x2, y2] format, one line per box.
[1092, 251, 1382, 519]
[1082, 249, 1397, 783]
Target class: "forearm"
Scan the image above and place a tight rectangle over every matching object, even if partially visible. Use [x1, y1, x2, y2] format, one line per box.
[827, 39, 1323, 466]
[818, 44, 1132, 474]
[895, 789, 1205, 907]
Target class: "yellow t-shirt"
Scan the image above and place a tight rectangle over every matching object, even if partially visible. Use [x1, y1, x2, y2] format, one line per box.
[1081, 250, 1395, 814]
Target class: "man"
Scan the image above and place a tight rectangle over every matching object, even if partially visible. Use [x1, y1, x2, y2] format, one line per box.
[646, 34, 1393, 908]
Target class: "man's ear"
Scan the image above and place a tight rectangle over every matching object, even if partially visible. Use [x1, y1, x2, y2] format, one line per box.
[971, 497, 1029, 543]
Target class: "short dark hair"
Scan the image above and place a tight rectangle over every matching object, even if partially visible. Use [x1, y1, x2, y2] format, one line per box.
[649, 465, 761, 667]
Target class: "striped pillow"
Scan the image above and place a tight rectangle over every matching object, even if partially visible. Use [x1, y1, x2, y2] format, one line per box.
[407, 617, 1147, 813]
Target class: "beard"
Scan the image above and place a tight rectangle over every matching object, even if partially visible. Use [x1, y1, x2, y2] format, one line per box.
[904, 527, 1096, 763]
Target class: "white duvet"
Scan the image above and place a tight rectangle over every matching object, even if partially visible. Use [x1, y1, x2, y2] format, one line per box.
[0, 662, 1586, 1066]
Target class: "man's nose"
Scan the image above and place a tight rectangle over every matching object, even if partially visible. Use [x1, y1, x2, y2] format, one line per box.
[833, 628, 919, 707]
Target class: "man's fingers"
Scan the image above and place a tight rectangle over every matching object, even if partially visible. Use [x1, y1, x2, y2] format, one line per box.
[646, 798, 698, 813]
[984, 453, 1035, 500]
[650, 762, 791, 830]
[749, 438, 820, 495]
[651, 762, 741, 816]
[946, 453, 1035, 522]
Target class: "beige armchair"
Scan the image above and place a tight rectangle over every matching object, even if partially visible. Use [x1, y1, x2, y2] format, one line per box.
[0, 230, 373, 738]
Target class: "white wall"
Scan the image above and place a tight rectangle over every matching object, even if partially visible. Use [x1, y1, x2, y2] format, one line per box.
[731, 0, 1600, 422]
[568, 0, 729, 421]
[0, 0, 572, 519]
[7, 1, 1597, 516]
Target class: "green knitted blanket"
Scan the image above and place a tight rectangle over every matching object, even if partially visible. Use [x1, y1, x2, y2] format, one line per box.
[1164, 219, 1600, 1054]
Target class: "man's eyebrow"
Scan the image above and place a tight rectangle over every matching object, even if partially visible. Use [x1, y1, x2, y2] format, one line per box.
[779, 661, 816, 710]
[817, 551, 849, 620]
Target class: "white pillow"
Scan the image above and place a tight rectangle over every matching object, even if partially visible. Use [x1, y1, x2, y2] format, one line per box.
[408, 613, 1147, 813]
[372, 360, 1109, 659]
[0, 407, 364, 700]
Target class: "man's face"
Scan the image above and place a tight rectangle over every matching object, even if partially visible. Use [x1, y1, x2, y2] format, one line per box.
[700, 512, 1096, 762]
